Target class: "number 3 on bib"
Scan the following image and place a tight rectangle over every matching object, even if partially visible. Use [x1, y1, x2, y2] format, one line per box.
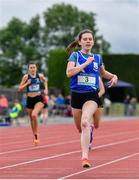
[77, 75, 96, 86]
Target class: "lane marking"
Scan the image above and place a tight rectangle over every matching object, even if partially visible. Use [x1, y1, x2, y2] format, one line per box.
[0, 137, 139, 170]
[0, 130, 139, 155]
[0, 139, 79, 155]
[59, 151, 139, 179]
[0, 134, 72, 146]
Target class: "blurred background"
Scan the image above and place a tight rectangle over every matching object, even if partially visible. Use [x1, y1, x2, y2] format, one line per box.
[0, 0, 139, 125]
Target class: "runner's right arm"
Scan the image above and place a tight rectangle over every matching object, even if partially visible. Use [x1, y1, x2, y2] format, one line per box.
[18, 74, 31, 91]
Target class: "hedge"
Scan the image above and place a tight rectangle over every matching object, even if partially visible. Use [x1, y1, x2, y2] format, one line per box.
[48, 49, 139, 99]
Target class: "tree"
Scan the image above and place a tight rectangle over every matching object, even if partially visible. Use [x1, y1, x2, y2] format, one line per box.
[48, 49, 70, 95]
[43, 3, 110, 53]
[0, 56, 21, 87]
[0, 16, 47, 87]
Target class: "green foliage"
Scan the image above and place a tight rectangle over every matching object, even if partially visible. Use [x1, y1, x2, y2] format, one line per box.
[43, 3, 110, 53]
[48, 49, 70, 95]
[0, 16, 48, 86]
[103, 54, 139, 98]
[0, 57, 22, 87]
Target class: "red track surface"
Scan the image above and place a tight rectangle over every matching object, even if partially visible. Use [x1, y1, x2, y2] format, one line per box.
[0, 117, 139, 179]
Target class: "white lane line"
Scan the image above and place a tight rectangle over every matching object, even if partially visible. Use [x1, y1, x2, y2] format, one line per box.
[0, 150, 81, 170]
[0, 131, 139, 155]
[0, 137, 139, 170]
[0, 139, 79, 155]
[0, 134, 72, 146]
[0, 125, 71, 140]
[0, 130, 139, 155]
[58, 151, 139, 179]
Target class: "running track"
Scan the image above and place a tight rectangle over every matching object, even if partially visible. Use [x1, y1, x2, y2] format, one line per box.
[0, 117, 139, 179]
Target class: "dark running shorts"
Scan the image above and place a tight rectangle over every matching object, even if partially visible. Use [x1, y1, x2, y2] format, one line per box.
[71, 91, 99, 109]
[26, 95, 44, 109]
[98, 96, 104, 108]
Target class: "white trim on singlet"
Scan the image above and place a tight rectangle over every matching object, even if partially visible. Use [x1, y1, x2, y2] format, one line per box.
[76, 51, 79, 65]
[78, 51, 94, 60]
[76, 51, 85, 73]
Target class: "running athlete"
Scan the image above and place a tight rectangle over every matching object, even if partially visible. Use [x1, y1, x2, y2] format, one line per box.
[18, 62, 48, 145]
[66, 29, 118, 168]
[72, 76, 105, 150]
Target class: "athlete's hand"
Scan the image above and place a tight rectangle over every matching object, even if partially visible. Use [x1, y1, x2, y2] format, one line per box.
[85, 57, 94, 65]
[108, 75, 118, 88]
[27, 79, 31, 85]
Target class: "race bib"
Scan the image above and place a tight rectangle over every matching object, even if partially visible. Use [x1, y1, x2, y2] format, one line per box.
[28, 84, 40, 91]
[77, 75, 96, 86]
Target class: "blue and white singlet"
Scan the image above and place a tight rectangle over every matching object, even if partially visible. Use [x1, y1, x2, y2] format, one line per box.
[68, 51, 103, 92]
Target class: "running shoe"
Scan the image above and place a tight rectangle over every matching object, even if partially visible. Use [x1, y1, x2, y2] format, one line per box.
[89, 125, 94, 150]
[82, 158, 91, 168]
[33, 133, 40, 146]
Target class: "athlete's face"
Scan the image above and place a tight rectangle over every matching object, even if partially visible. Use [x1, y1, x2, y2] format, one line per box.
[28, 64, 37, 75]
[79, 33, 94, 52]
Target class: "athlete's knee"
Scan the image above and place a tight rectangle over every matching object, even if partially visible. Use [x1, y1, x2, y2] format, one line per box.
[81, 119, 90, 130]
[31, 111, 38, 119]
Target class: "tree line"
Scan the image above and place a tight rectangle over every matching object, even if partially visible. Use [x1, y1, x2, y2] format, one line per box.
[0, 3, 110, 87]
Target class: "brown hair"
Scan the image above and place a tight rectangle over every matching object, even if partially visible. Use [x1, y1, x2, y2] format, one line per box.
[66, 29, 93, 54]
[28, 62, 37, 68]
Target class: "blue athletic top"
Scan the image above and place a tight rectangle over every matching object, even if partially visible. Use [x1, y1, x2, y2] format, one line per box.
[26, 73, 41, 93]
[68, 51, 103, 92]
